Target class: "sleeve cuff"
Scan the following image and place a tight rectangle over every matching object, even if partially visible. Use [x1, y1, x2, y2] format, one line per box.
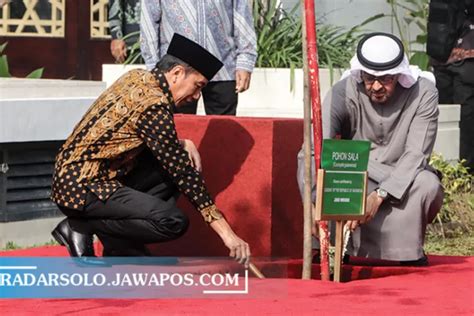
[236, 57, 256, 73]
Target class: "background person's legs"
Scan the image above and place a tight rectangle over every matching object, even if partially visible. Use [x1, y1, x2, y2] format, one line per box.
[434, 60, 474, 173]
[451, 60, 474, 173]
[173, 81, 238, 115]
[175, 100, 198, 114]
[203, 81, 238, 115]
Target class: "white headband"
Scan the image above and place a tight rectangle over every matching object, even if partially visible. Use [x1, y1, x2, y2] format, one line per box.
[342, 33, 434, 88]
[349, 54, 419, 88]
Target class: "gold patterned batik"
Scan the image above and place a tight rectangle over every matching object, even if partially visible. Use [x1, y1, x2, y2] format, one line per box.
[51, 68, 217, 214]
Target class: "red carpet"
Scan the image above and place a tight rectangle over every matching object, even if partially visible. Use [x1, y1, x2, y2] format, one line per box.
[1, 117, 472, 314]
[1, 246, 473, 315]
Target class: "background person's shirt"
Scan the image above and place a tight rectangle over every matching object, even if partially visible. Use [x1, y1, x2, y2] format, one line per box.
[108, 0, 141, 47]
[140, 0, 257, 82]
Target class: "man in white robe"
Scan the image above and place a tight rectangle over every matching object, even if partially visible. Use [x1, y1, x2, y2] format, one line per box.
[297, 33, 444, 265]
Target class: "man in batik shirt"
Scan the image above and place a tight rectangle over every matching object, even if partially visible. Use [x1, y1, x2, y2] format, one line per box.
[51, 34, 250, 265]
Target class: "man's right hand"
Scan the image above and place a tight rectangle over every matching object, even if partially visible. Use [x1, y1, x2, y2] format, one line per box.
[209, 217, 251, 267]
[111, 39, 127, 63]
[346, 190, 384, 231]
[223, 233, 251, 267]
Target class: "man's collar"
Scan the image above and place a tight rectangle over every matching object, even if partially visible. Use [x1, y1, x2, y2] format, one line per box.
[151, 67, 176, 111]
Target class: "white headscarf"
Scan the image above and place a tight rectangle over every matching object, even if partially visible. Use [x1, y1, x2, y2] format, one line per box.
[341, 34, 435, 87]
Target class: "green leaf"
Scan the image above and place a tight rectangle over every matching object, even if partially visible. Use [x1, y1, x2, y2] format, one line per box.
[409, 52, 429, 71]
[0, 55, 11, 77]
[26, 68, 44, 79]
[0, 42, 8, 55]
[415, 34, 427, 44]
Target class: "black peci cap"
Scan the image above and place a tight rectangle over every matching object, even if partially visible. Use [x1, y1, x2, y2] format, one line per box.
[167, 33, 223, 81]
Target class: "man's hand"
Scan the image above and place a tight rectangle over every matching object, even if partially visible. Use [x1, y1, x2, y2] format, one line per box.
[210, 217, 251, 267]
[223, 233, 251, 267]
[111, 39, 127, 63]
[345, 191, 384, 231]
[180, 139, 202, 171]
[361, 191, 384, 224]
[345, 220, 360, 232]
[235, 70, 251, 93]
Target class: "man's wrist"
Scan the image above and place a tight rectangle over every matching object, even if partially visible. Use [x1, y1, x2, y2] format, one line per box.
[200, 205, 224, 224]
[375, 188, 389, 201]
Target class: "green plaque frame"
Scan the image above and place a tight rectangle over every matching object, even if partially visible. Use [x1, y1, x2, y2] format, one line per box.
[315, 139, 370, 221]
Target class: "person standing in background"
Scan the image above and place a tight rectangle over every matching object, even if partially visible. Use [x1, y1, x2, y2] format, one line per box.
[108, 0, 141, 63]
[427, 0, 474, 173]
[140, 0, 257, 115]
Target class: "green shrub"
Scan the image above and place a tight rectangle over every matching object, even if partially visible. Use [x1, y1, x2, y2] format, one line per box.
[253, 0, 383, 71]
[4, 241, 21, 250]
[253, 0, 303, 69]
[428, 153, 474, 238]
[252, 0, 384, 89]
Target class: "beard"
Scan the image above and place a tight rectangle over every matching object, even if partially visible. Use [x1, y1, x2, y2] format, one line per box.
[368, 89, 392, 104]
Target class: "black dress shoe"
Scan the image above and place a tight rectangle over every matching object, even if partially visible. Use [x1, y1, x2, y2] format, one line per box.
[343, 254, 350, 264]
[312, 249, 321, 263]
[52, 218, 95, 257]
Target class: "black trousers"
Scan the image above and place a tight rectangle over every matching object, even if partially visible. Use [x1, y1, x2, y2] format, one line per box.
[434, 59, 474, 173]
[177, 81, 238, 115]
[60, 150, 189, 255]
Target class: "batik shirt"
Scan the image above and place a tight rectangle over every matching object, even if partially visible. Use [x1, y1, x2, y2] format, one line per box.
[51, 68, 216, 213]
[140, 0, 257, 81]
[108, 0, 141, 47]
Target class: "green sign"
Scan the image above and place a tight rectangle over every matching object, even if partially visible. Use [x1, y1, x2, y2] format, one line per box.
[317, 139, 371, 219]
[321, 139, 370, 171]
[322, 172, 365, 216]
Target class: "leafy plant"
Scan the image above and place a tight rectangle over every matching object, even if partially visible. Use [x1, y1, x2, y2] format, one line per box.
[253, 0, 303, 69]
[123, 31, 143, 65]
[252, 0, 383, 73]
[1, 239, 59, 251]
[385, 0, 430, 70]
[0, 42, 44, 78]
[428, 153, 474, 238]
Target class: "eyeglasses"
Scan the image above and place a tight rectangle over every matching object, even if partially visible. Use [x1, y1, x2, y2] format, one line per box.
[361, 72, 397, 85]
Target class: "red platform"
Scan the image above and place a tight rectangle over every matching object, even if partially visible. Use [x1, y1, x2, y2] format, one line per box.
[148, 115, 304, 258]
